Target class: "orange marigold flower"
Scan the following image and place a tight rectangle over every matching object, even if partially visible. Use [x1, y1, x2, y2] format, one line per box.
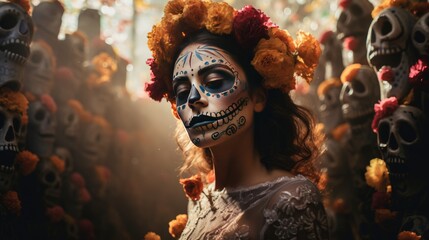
[205, 2, 235, 35]
[2, 191, 21, 215]
[144, 232, 161, 240]
[398, 231, 422, 240]
[182, 0, 208, 31]
[50, 155, 65, 174]
[295, 30, 321, 84]
[46, 205, 65, 222]
[365, 158, 389, 192]
[268, 28, 296, 53]
[179, 175, 204, 201]
[169, 214, 188, 239]
[164, 0, 185, 15]
[15, 150, 40, 176]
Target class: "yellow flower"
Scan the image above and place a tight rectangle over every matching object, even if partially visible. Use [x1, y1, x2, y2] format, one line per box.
[365, 158, 389, 192]
[144, 232, 161, 240]
[168, 214, 188, 239]
[205, 2, 235, 35]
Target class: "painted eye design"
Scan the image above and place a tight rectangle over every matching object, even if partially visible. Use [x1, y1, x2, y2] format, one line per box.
[174, 81, 191, 105]
[203, 69, 235, 93]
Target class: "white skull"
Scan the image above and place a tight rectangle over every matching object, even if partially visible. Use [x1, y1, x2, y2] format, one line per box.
[22, 40, 56, 96]
[38, 158, 62, 207]
[0, 2, 33, 90]
[340, 65, 381, 128]
[377, 105, 428, 199]
[26, 100, 56, 159]
[412, 12, 429, 56]
[367, 7, 418, 102]
[336, 0, 374, 64]
[318, 81, 345, 135]
[55, 102, 80, 150]
[0, 104, 22, 193]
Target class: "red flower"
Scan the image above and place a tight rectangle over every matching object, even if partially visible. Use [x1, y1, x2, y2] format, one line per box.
[46, 205, 65, 222]
[372, 97, 399, 133]
[145, 58, 168, 101]
[179, 175, 204, 201]
[233, 5, 274, 49]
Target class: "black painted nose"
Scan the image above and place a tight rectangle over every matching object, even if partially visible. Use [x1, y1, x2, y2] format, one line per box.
[188, 85, 201, 104]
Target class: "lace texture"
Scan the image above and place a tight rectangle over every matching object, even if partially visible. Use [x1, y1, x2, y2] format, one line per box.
[180, 175, 329, 240]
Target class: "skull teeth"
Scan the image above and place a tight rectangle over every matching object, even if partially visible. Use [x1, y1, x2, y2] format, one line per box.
[368, 46, 402, 59]
[386, 157, 405, 164]
[3, 50, 26, 64]
[0, 165, 15, 173]
[0, 144, 19, 152]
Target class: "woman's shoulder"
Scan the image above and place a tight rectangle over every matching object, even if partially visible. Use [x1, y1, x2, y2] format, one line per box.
[261, 175, 329, 239]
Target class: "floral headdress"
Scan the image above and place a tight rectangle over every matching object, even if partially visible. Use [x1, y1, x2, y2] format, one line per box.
[145, 0, 321, 102]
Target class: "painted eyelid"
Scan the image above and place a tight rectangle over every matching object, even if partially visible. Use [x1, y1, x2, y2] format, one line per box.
[203, 69, 235, 84]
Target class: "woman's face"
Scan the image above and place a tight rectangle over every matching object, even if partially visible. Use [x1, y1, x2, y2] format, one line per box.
[172, 43, 255, 148]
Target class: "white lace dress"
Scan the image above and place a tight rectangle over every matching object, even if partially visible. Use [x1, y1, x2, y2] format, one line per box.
[179, 175, 329, 240]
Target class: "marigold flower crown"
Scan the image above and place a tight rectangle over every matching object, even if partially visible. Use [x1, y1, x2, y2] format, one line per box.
[145, 0, 321, 102]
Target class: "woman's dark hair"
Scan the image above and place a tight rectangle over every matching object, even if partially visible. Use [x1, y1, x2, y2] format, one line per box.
[174, 30, 322, 183]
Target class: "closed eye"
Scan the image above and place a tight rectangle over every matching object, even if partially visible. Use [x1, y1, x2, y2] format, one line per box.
[173, 78, 191, 105]
[203, 68, 235, 93]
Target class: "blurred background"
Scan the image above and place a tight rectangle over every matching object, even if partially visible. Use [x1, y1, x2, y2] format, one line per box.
[6, 0, 429, 240]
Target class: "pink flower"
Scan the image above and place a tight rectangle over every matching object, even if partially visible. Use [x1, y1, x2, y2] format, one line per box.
[233, 5, 275, 49]
[372, 97, 399, 133]
[409, 58, 429, 90]
[79, 187, 92, 203]
[70, 172, 86, 188]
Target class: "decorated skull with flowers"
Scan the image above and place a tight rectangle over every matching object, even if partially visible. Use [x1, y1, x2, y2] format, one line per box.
[145, 0, 321, 102]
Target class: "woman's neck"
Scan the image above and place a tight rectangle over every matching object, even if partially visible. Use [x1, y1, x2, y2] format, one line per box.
[209, 127, 270, 190]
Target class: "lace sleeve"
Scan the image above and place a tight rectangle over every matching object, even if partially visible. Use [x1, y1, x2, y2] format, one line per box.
[262, 180, 329, 240]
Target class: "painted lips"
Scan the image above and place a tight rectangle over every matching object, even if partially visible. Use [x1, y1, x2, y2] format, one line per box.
[186, 98, 248, 129]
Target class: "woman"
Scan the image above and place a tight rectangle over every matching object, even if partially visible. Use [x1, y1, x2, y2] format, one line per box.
[146, 1, 329, 239]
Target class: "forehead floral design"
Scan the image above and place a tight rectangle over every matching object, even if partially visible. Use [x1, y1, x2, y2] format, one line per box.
[146, 0, 321, 102]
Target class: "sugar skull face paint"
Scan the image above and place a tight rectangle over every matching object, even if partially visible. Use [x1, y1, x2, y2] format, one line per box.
[173, 44, 254, 148]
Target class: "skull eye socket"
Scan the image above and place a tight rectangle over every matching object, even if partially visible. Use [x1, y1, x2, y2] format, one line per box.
[44, 170, 57, 183]
[338, 12, 347, 24]
[378, 121, 390, 144]
[351, 79, 366, 94]
[397, 120, 417, 144]
[349, 3, 363, 17]
[413, 30, 425, 44]
[379, 16, 392, 36]
[0, 12, 19, 30]
[35, 109, 46, 121]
